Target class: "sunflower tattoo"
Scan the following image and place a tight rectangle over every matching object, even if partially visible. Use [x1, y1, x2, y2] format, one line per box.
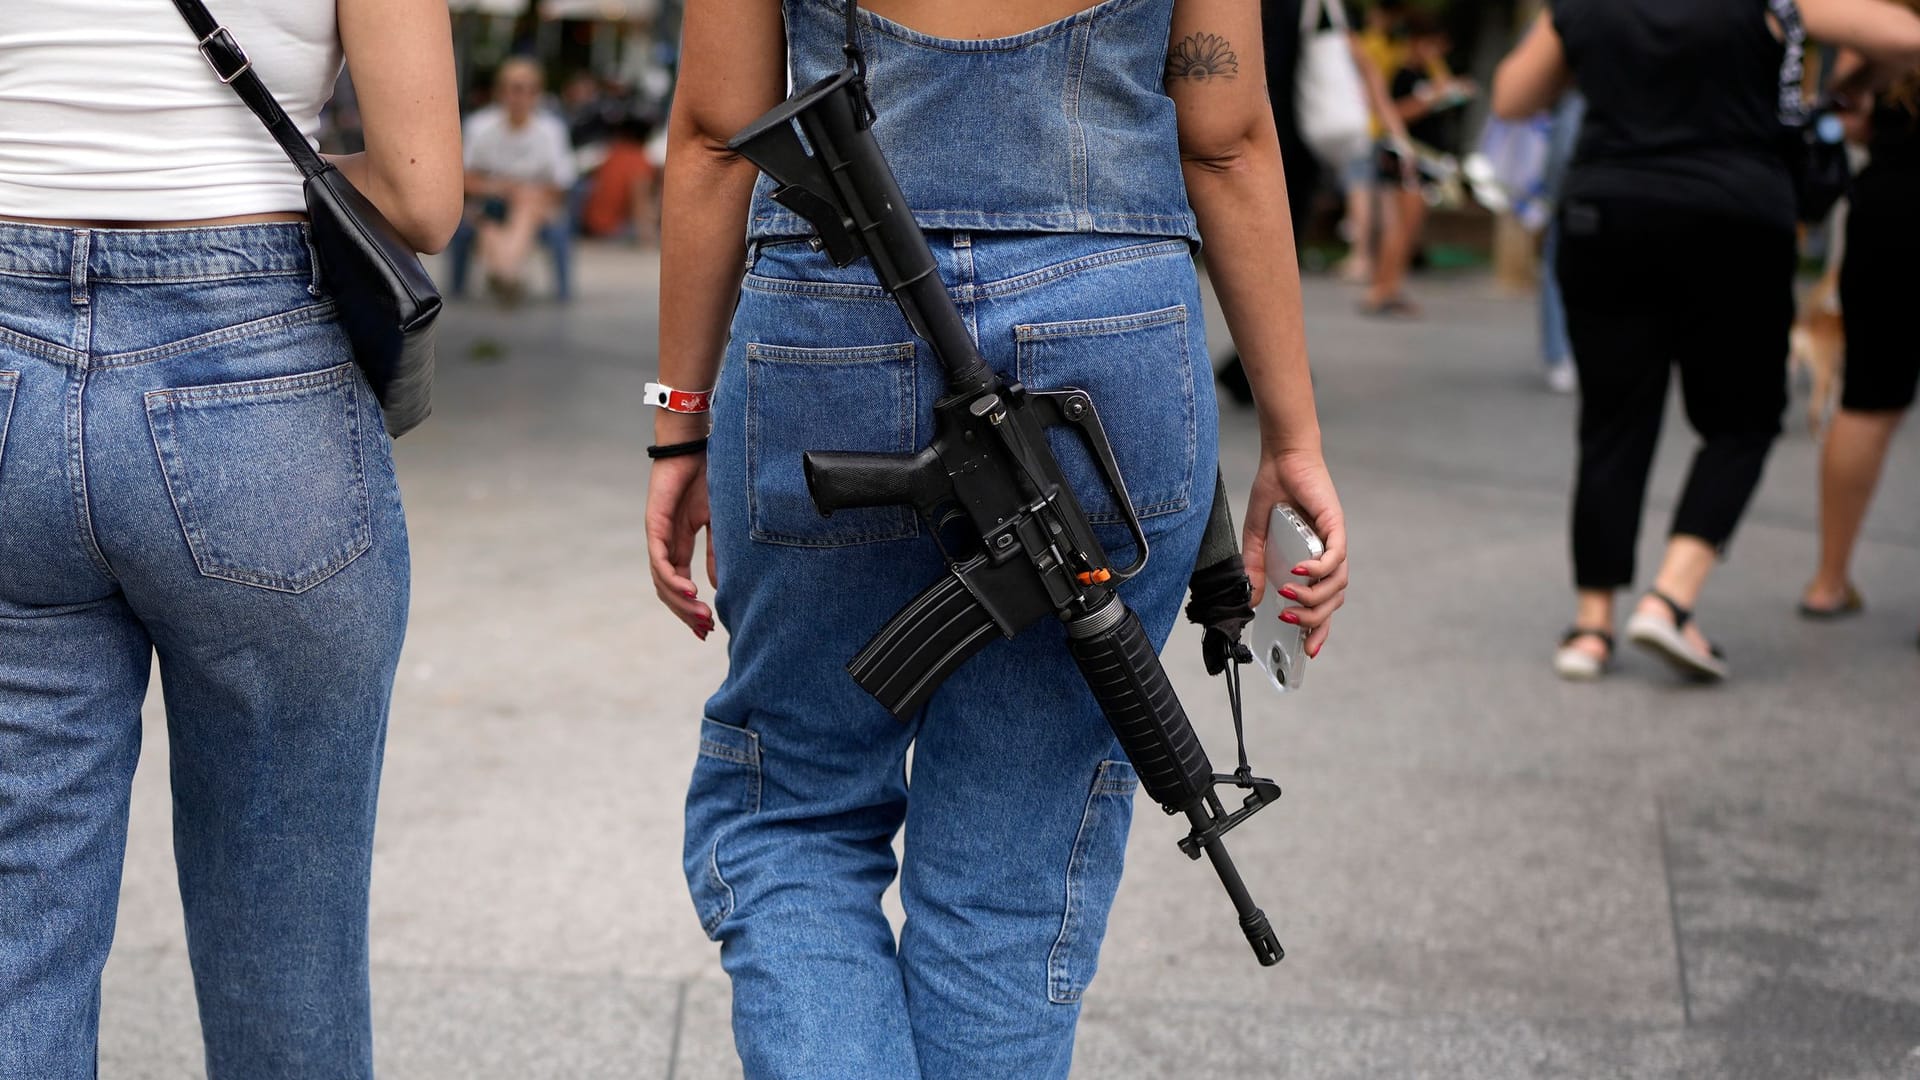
[1165, 33, 1239, 83]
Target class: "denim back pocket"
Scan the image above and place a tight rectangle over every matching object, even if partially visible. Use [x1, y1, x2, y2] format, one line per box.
[684, 717, 763, 939]
[1047, 758, 1139, 1004]
[145, 362, 371, 593]
[0, 370, 17, 487]
[1015, 305, 1195, 523]
[745, 341, 919, 547]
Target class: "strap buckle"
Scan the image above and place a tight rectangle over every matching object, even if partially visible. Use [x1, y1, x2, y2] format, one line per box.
[197, 26, 252, 84]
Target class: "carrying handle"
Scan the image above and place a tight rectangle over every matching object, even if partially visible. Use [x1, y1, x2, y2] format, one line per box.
[167, 0, 332, 180]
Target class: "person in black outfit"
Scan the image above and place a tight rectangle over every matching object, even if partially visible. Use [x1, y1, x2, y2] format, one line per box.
[1801, 44, 1920, 641]
[1493, 0, 1920, 682]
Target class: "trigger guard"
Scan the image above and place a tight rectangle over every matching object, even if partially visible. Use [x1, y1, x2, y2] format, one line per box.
[1029, 388, 1150, 582]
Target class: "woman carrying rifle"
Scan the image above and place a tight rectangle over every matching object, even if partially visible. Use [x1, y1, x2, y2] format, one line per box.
[647, 0, 1349, 1073]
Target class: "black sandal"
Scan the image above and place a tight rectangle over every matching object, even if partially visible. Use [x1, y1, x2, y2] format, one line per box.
[1626, 591, 1728, 681]
[1797, 584, 1864, 620]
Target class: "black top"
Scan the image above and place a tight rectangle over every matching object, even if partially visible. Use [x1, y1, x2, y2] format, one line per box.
[1392, 67, 1464, 153]
[1553, 0, 1795, 230]
[1263, 0, 1306, 142]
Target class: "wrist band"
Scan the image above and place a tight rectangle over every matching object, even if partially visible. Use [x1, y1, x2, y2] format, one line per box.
[645, 382, 714, 414]
[647, 437, 710, 460]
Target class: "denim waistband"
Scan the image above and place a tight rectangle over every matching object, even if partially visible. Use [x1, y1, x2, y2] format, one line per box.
[0, 221, 314, 284]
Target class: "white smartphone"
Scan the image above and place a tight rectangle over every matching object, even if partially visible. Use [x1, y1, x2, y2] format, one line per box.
[1253, 504, 1325, 694]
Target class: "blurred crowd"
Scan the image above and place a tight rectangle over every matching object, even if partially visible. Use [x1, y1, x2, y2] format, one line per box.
[321, 50, 669, 305]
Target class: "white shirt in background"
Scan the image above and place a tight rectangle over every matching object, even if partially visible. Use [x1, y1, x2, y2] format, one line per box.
[463, 107, 577, 189]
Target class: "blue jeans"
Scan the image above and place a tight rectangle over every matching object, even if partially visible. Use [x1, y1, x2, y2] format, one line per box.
[1540, 218, 1573, 368]
[692, 231, 1217, 1078]
[0, 222, 408, 1078]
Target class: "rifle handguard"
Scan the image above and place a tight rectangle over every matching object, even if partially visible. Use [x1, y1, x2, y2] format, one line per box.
[1067, 597, 1215, 810]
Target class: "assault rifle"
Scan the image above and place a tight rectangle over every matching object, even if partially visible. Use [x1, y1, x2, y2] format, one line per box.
[728, 47, 1285, 965]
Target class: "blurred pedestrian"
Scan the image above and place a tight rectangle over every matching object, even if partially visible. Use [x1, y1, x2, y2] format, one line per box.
[1219, 0, 1407, 404]
[1800, 29, 1920, 641]
[1494, 0, 1920, 682]
[1364, 12, 1474, 317]
[648, 0, 1348, 1073]
[1336, 0, 1410, 285]
[0, 0, 459, 1073]
[462, 58, 576, 302]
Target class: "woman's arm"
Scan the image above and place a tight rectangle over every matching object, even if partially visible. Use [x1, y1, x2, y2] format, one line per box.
[334, 0, 463, 253]
[1166, 0, 1348, 653]
[647, 0, 787, 635]
[1349, 37, 1413, 147]
[1492, 11, 1573, 120]
[1801, 0, 1920, 66]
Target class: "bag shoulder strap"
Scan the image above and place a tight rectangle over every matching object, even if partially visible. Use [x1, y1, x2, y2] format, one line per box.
[167, 0, 331, 179]
[1322, 0, 1350, 33]
[1766, 0, 1811, 125]
[1299, 0, 1323, 34]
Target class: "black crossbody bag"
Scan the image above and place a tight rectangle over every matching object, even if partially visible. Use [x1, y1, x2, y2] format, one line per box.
[169, 0, 440, 437]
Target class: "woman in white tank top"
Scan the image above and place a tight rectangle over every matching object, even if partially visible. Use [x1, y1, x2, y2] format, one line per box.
[0, 3, 459, 1076]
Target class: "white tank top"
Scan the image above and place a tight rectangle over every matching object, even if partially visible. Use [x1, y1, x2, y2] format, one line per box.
[0, 1, 341, 220]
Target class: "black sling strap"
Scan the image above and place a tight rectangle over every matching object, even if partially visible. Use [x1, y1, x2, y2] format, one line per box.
[167, 0, 332, 180]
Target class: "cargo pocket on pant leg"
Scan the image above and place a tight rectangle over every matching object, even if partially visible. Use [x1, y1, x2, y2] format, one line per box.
[144, 363, 371, 593]
[1047, 758, 1138, 1004]
[684, 718, 763, 939]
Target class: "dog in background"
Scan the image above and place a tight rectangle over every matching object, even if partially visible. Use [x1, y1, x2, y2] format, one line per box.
[1791, 261, 1846, 437]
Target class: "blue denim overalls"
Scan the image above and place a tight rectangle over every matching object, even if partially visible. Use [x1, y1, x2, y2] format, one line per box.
[690, 1, 1219, 1075]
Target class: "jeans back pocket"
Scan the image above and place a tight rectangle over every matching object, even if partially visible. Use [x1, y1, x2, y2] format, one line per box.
[1015, 305, 1195, 524]
[746, 341, 919, 547]
[145, 363, 371, 593]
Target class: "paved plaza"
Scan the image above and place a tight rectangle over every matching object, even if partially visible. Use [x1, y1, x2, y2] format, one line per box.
[97, 246, 1920, 1078]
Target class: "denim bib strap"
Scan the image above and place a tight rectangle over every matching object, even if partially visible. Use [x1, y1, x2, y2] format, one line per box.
[747, 0, 1198, 244]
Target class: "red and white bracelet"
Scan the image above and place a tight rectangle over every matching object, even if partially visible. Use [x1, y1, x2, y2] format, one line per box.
[644, 382, 714, 414]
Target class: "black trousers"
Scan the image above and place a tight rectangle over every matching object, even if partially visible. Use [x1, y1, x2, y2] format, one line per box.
[1555, 200, 1796, 590]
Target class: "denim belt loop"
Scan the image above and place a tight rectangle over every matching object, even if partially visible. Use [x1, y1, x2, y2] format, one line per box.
[743, 240, 761, 273]
[301, 224, 324, 297]
[951, 232, 971, 249]
[68, 231, 92, 307]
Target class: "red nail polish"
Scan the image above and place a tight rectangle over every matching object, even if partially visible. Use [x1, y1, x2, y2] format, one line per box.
[683, 590, 697, 600]
[1280, 586, 1299, 601]
[1309, 644, 1321, 659]
[1290, 566, 1310, 577]
[1280, 611, 1301, 625]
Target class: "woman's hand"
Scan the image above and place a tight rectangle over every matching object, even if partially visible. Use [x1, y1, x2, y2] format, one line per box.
[1242, 448, 1348, 658]
[646, 453, 717, 640]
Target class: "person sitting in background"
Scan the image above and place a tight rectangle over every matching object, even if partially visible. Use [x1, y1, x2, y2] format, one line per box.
[581, 112, 661, 244]
[1364, 12, 1475, 316]
[463, 58, 576, 302]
